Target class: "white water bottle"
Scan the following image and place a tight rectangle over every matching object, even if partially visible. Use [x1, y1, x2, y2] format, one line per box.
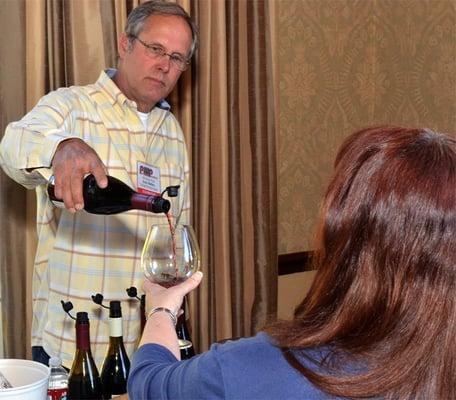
[47, 356, 68, 400]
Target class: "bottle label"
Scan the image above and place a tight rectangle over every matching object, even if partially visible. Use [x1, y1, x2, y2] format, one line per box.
[48, 387, 68, 400]
[137, 161, 161, 195]
[109, 317, 123, 337]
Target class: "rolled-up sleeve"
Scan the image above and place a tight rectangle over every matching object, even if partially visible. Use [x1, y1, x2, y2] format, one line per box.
[0, 89, 80, 188]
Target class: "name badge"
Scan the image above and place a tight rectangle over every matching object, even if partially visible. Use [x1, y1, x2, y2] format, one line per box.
[137, 161, 161, 195]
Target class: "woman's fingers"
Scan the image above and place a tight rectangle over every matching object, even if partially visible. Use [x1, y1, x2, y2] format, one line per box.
[143, 272, 203, 295]
[142, 272, 203, 314]
[178, 271, 203, 295]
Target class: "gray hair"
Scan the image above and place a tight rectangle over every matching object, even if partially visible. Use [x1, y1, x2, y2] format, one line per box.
[125, 0, 198, 59]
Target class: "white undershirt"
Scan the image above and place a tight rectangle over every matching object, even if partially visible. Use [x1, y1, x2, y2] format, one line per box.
[138, 111, 150, 131]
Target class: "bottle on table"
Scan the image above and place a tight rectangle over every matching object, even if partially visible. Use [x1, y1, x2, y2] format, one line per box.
[133, 293, 147, 349]
[67, 311, 102, 400]
[47, 356, 68, 400]
[100, 300, 130, 399]
[140, 294, 146, 333]
[47, 174, 171, 214]
[177, 299, 195, 360]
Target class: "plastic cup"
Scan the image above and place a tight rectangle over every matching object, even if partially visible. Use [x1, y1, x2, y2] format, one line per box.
[0, 359, 50, 400]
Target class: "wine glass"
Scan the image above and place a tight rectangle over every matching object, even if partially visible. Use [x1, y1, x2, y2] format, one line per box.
[141, 224, 200, 350]
[141, 224, 201, 288]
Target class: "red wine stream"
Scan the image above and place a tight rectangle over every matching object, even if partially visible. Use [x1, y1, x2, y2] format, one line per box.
[164, 213, 179, 288]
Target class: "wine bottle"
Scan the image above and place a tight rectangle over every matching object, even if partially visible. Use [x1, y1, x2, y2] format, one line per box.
[68, 312, 103, 400]
[100, 301, 130, 399]
[177, 299, 195, 360]
[140, 294, 146, 333]
[47, 174, 170, 214]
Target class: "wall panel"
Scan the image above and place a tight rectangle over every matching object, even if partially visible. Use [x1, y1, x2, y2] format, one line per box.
[278, 0, 456, 254]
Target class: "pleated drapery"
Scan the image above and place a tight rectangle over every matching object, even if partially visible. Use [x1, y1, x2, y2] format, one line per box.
[190, 0, 278, 349]
[0, 0, 278, 356]
[0, 0, 29, 360]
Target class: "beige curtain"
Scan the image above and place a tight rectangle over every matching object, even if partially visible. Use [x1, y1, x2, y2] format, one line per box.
[190, 0, 277, 350]
[1, 0, 137, 359]
[0, 0, 28, 359]
[0, 0, 277, 356]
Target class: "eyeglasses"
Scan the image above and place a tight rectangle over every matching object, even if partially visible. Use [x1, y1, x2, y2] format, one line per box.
[130, 35, 190, 71]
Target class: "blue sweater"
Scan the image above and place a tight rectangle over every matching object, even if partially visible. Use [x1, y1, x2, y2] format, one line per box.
[128, 332, 341, 399]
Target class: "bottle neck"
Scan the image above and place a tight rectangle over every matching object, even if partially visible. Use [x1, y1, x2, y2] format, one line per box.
[75, 323, 91, 350]
[109, 316, 123, 338]
[179, 297, 188, 324]
[130, 193, 157, 212]
[177, 312, 186, 326]
[140, 295, 146, 333]
[177, 300, 189, 334]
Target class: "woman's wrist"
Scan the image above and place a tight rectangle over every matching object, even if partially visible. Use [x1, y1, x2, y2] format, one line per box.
[147, 306, 177, 326]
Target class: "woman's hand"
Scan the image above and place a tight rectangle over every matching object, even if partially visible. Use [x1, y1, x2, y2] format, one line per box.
[138, 272, 203, 356]
[143, 271, 203, 318]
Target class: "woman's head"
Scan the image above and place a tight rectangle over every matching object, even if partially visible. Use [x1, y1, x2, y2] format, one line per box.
[271, 126, 456, 398]
[310, 126, 456, 338]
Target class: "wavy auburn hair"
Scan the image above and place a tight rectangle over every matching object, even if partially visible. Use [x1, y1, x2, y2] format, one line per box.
[268, 126, 456, 399]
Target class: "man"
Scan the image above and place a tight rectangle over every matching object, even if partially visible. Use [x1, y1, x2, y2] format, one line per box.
[0, 1, 198, 368]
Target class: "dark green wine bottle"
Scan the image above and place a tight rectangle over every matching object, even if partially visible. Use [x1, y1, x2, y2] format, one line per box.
[140, 294, 146, 333]
[101, 301, 130, 399]
[177, 299, 195, 360]
[68, 312, 103, 400]
[48, 174, 170, 214]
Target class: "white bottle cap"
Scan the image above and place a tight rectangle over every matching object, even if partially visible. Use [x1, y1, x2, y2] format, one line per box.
[49, 356, 62, 368]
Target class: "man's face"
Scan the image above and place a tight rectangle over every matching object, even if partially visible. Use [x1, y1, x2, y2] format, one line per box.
[117, 14, 192, 112]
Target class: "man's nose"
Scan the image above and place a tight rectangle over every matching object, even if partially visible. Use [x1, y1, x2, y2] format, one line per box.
[156, 54, 171, 72]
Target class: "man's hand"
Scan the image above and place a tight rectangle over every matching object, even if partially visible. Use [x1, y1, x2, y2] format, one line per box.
[51, 138, 108, 212]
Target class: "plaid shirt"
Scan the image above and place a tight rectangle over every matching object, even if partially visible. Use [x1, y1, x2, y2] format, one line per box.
[0, 70, 190, 367]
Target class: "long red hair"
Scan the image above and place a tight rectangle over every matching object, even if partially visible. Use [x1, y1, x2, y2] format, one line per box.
[268, 126, 456, 398]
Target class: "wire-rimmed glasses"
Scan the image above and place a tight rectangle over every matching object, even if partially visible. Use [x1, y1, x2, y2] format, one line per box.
[130, 35, 190, 71]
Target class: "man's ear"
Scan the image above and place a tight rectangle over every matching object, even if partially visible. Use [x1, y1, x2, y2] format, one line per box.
[118, 33, 129, 58]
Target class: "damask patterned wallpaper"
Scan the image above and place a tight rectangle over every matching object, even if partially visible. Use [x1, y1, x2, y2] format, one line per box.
[277, 0, 456, 254]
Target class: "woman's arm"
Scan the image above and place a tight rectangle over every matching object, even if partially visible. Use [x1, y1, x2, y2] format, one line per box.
[139, 271, 203, 359]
